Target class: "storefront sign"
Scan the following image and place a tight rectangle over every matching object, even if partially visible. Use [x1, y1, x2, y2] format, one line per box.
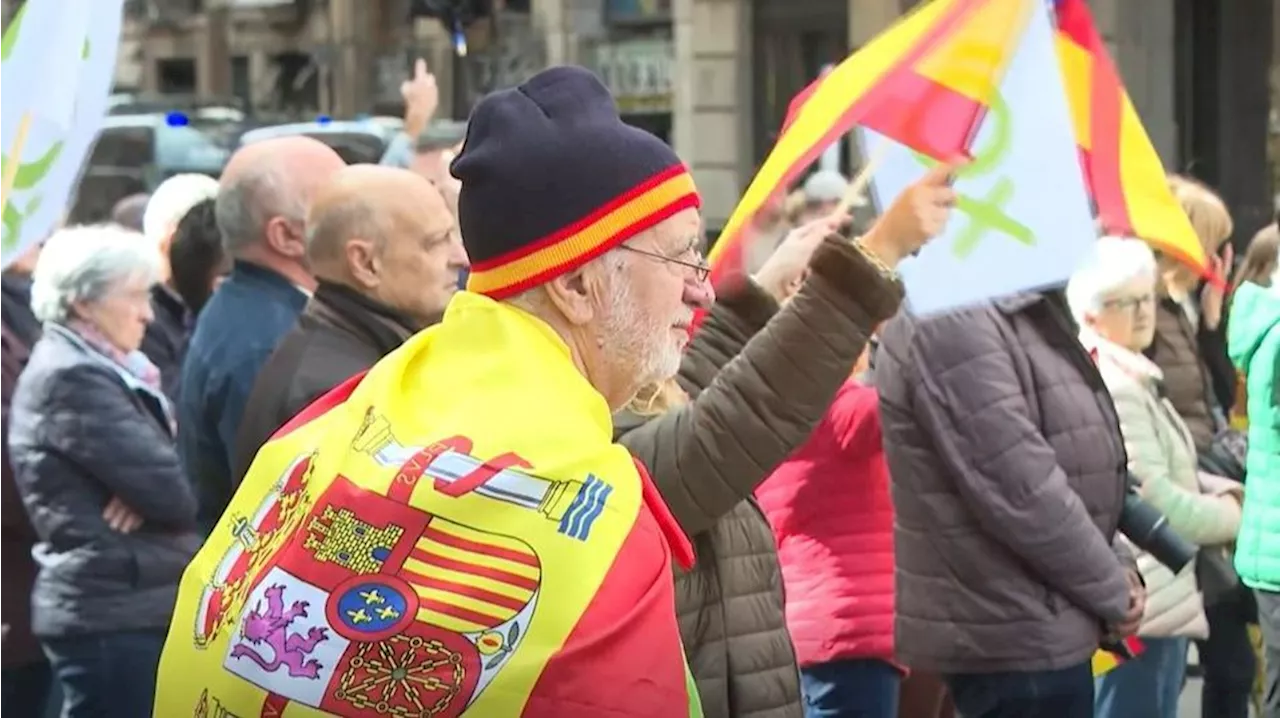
[605, 0, 673, 25]
[593, 38, 673, 114]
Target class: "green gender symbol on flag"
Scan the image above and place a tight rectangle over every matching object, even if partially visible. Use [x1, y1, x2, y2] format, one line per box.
[910, 89, 1035, 259]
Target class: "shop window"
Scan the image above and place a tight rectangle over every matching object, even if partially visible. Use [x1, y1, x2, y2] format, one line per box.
[157, 58, 197, 95]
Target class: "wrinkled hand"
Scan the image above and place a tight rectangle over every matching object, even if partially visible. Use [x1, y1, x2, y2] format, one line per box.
[103, 496, 143, 534]
[753, 214, 845, 302]
[860, 159, 963, 268]
[1107, 569, 1147, 640]
[1200, 243, 1232, 331]
[400, 58, 439, 137]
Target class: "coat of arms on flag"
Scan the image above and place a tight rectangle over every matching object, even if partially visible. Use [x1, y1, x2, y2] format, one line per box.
[159, 292, 701, 718]
[198, 409, 614, 716]
[193, 451, 318, 649]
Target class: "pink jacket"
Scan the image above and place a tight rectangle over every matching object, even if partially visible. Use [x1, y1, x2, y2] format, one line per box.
[755, 380, 895, 667]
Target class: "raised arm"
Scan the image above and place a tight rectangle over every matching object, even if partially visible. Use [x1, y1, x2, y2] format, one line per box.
[618, 238, 901, 536]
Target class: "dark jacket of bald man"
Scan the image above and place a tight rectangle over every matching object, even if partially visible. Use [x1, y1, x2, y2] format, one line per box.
[230, 281, 419, 484]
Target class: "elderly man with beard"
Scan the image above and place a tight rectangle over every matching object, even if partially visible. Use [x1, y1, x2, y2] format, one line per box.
[231, 165, 466, 482]
[156, 66, 721, 716]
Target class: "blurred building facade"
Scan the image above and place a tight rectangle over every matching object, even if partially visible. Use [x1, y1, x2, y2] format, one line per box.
[90, 0, 1280, 236]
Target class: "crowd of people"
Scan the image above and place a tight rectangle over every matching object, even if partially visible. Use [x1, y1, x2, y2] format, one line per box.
[0, 61, 1277, 718]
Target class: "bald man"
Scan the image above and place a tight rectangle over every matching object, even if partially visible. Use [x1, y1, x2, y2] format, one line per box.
[178, 137, 345, 533]
[230, 165, 466, 482]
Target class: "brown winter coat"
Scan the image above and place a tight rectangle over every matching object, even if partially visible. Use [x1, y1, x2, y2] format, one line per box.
[232, 281, 417, 483]
[616, 237, 904, 718]
[875, 291, 1137, 675]
[1149, 297, 1217, 452]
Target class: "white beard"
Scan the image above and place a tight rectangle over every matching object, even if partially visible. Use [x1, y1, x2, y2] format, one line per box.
[599, 271, 686, 391]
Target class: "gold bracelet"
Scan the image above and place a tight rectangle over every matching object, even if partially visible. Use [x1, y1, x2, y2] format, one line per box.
[852, 237, 899, 282]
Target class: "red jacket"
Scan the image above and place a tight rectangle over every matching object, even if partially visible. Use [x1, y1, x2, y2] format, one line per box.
[755, 380, 895, 667]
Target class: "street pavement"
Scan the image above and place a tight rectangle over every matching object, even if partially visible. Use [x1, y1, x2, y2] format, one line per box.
[1179, 674, 1203, 716]
[1177, 645, 1261, 717]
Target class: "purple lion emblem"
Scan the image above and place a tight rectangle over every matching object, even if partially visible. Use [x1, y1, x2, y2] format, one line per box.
[230, 584, 329, 679]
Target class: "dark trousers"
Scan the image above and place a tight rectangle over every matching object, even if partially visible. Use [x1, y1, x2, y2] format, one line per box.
[2, 659, 53, 717]
[1258, 589, 1280, 718]
[1195, 594, 1258, 718]
[801, 658, 902, 718]
[944, 662, 1093, 718]
[41, 629, 166, 718]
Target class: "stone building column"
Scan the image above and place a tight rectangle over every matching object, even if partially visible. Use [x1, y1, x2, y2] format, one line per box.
[534, 0, 571, 67]
[329, 0, 377, 117]
[672, 0, 752, 229]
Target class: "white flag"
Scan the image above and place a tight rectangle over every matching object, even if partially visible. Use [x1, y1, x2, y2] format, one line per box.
[1, 0, 126, 267]
[862, 0, 1095, 314]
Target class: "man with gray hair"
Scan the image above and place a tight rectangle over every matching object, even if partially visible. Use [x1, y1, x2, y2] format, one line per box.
[231, 165, 465, 482]
[139, 173, 220, 402]
[177, 136, 344, 534]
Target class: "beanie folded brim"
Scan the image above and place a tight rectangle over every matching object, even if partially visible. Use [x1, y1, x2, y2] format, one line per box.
[466, 164, 700, 299]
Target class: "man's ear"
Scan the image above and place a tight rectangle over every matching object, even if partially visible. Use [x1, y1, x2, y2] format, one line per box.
[265, 216, 307, 260]
[543, 262, 606, 327]
[346, 238, 380, 288]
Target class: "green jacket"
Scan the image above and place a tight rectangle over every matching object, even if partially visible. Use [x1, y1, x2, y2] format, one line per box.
[1228, 282, 1280, 591]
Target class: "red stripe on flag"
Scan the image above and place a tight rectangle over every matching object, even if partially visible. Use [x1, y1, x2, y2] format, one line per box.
[1056, 0, 1134, 235]
[419, 525, 541, 568]
[781, 75, 823, 134]
[417, 595, 508, 627]
[708, 0, 981, 288]
[523, 495, 692, 716]
[1082, 46, 1132, 234]
[259, 692, 289, 718]
[413, 574, 529, 613]
[405, 551, 540, 592]
[857, 71, 985, 162]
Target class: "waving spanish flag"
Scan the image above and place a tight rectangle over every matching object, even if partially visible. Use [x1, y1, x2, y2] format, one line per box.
[1054, 0, 1207, 273]
[155, 291, 701, 718]
[707, 0, 1033, 285]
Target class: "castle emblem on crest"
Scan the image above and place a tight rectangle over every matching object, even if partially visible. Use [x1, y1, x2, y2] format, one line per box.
[304, 506, 403, 575]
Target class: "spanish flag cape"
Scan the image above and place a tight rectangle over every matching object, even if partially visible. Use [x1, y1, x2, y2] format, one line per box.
[155, 291, 702, 718]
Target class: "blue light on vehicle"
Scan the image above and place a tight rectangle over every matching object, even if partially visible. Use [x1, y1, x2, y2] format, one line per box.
[316, 115, 332, 125]
[165, 111, 190, 127]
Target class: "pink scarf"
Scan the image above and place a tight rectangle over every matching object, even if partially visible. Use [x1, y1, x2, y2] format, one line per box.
[67, 319, 164, 395]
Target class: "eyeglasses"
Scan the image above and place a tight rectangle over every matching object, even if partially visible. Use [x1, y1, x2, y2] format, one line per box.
[1101, 294, 1156, 315]
[619, 244, 712, 283]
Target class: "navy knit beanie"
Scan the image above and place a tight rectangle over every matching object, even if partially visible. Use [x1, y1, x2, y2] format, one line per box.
[450, 66, 700, 299]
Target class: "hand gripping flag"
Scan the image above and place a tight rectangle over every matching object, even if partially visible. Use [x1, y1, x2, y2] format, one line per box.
[155, 291, 702, 718]
[705, 0, 1033, 288]
[1054, 0, 1208, 274]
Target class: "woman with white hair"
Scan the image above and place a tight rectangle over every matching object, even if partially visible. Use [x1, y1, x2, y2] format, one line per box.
[7, 225, 199, 718]
[1066, 236, 1243, 718]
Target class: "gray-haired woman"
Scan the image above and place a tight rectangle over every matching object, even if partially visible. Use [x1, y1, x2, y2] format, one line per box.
[8, 225, 200, 718]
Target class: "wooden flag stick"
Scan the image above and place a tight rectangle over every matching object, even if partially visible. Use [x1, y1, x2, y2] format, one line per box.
[0, 112, 33, 217]
[835, 138, 890, 216]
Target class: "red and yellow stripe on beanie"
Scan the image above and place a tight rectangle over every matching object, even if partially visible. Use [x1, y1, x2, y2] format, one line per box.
[451, 66, 701, 300]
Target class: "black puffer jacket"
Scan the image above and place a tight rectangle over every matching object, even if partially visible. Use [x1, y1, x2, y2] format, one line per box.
[8, 324, 200, 638]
